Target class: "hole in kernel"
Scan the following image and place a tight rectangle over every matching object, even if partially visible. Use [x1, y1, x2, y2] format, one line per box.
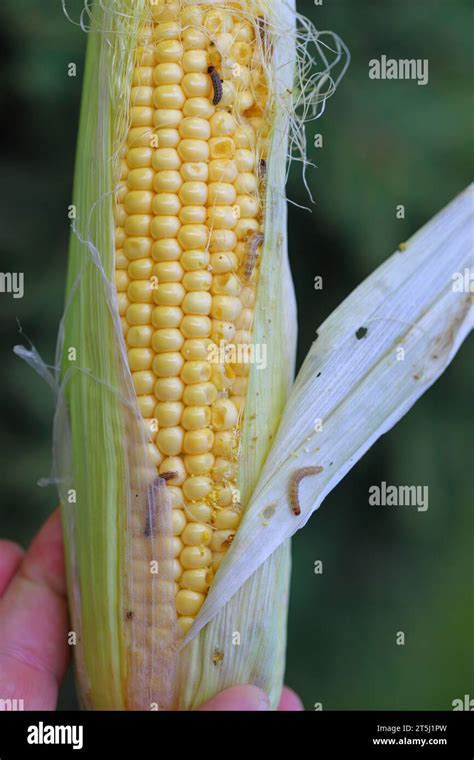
[208, 51, 221, 68]
[233, 42, 251, 66]
[212, 138, 235, 159]
[244, 104, 264, 119]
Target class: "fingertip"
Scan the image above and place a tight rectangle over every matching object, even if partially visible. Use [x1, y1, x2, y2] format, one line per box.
[0, 540, 24, 596]
[0, 508, 69, 708]
[278, 687, 304, 711]
[21, 509, 66, 597]
[198, 685, 270, 711]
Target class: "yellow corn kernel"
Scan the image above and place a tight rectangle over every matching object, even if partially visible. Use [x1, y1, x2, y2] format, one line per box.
[178, 224, 209, 250]
[181, 28, 207, 52]
[156, 426, 184, 456]
[153, 282, 185, 305]
[154, 377, 184, 402]
[179, 206, 207, 224]
[152, 0, 180, 22]
[156, 39, 184, 63]
[128, 348, 154, 371]
[182, 381, 217, 406]
[126, 303, 154, 326]
[180, 568, 211, 593]
[183, 97, 215, 120]
[181, 522, 212, 546]
[180, 250, 210, 271]
[181, 339, 212, 361]
[132, 370, 155, 395]
[182, 50, 209, 74]
[178, 617, 194, 635]
[152, 305, 183, 329]
[138, 395, 158, 419]
[128, 280, 154, 303]
[179, 141, 210, 165]
[211, 399, 239, 431]
[182, 476, 213, 502]
[176, 589, 205, 616]
[208, 182, 237, 205]
[152, 238, 182, 261]
[209, 229, 237, 252]
[180, 546, 212, 570]
[183, 428, 214, 455]
[152, 328, 184, 353]
[153, 110, 183, 130]
[211, 295, 242, 321]
[213, 507, 241, 530]
[172, 510, 187, 537]
[181, 162, 209, 182]
[155, 401, 184, 427]
[130, 106, 153, 127]
[168, 486, 184, 509]
[210, 252, 239, 273]
[212, 430, 235, 458]
[152, 352, 185, 378]
[115, 270, 130, 292]
[184, 501, 213, 524]
[181, 361, 212, 385]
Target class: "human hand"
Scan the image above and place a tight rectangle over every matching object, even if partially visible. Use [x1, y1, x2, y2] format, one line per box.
[0, 511, 303, 711]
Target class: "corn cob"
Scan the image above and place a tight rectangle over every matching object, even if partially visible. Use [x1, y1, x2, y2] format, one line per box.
[61, 0, 303, 711]
[116, 2, 270, 637]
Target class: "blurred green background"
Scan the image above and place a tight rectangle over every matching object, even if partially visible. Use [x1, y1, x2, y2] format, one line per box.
[0, 0, 472, 710]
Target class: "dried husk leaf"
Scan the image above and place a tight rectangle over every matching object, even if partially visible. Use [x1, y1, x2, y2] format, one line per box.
[196, 184, 474, 630]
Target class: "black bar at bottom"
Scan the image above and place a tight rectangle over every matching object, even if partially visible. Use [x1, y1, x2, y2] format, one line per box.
[0, 710, 472, 756]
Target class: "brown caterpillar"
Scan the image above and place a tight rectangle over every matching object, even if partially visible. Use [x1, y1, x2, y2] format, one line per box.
[244, 233, 264, 281]
[259, 159, 267, 180]
[208, 65, 223, 105]
[289, 467, 323, 516]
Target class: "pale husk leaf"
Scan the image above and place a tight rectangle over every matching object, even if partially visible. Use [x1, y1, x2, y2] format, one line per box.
[193, 184, 474, 636]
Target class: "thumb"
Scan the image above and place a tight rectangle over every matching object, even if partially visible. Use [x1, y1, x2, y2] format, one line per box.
[198, 685, 270, 711]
